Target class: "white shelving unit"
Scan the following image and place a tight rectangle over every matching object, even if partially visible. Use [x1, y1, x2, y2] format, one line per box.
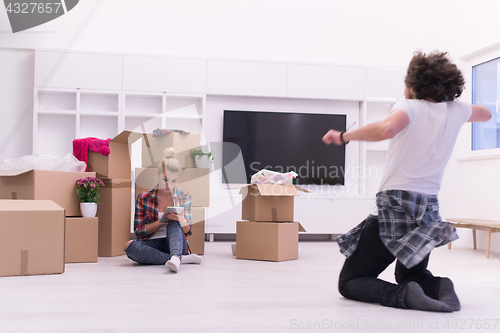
[360, 99, 398, 196]
[33, 88, 206, 157]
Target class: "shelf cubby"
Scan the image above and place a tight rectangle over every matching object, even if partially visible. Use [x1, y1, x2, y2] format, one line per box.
[125, 94, 163, 114]
[80, 92, 119, 113]
[79, 115, 119, 140]
[38, 91, 76, 111]
[37, 114, 76, 156]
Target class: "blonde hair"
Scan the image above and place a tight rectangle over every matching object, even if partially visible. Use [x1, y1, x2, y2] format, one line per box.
[158, 147, 180, 174]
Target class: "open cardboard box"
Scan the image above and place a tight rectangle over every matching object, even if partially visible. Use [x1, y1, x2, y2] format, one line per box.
[236, 221, 306, 262]
[0, 169, 96, 217]
[0, 200, 65, 277]
[87, 130, 143, 179]
[235, 184, 309, 222]
[141, 132, 200, 169]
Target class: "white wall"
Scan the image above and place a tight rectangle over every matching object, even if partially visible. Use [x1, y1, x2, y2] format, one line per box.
[0, 48, 34, 161]
[1, 0, 500, 66]
[439, 44, 500, 255]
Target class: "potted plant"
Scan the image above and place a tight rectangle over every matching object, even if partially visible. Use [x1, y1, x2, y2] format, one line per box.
[190, 148, 214, 168]
[76, 176, 105, 217]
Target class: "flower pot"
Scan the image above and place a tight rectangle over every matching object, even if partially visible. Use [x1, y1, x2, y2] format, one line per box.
[195, 155, 211, 169]
[80, 202, 98, 218]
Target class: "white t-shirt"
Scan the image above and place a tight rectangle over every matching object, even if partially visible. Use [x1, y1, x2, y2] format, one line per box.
[150, 212, 166, 239]
[378, 99, 472, 195]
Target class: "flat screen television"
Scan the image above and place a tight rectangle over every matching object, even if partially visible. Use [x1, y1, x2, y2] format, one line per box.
[223, 110, 346, 185]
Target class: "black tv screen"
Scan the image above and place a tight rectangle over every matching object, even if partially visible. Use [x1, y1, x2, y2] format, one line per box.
[223, 110, 346, 185]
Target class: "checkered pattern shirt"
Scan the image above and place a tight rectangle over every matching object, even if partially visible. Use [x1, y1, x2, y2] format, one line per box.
[336, 190, 458, 268]
[134, 186, 192, 241]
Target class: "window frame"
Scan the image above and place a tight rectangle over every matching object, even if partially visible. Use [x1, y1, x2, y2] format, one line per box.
[457, 42, 500, 162]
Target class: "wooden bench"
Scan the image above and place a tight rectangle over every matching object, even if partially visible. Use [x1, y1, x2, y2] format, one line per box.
[445, 218, 500, 258]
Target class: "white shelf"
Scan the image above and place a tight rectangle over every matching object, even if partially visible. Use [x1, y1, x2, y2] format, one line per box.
[366, 101, 395, 123]
[79, 115, 119, 139]
[366, 141, 389, 151]
[37, 114, 76, 156]
[124, 116, 162, 132]
[80, 111, 120, 117]
[125, 94, 163, 114]
[37, 110, 77, 115]
[34, 88, 206, 156]
[81, 92, 119, 113]
[38, 91, 76, 111]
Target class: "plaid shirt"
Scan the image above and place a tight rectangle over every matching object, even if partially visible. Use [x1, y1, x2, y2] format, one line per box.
[134, 186, 192, 242]
[337, 190, 458, 269]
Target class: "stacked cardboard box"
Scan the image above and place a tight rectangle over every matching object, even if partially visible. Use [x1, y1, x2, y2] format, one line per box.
[0, 169, 99, 264]
[134, 131, 208, 255]
[0, 200, 65, 277]
[235, 184, 307, 262]
[65, 217, 98, 263]
[86, 131, 141, 257]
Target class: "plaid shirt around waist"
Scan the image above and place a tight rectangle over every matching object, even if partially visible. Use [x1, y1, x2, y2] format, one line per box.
[336, 190, 458, 268]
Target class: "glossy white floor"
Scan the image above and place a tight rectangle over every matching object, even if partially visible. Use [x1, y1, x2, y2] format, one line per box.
[1, 242, 499, 333]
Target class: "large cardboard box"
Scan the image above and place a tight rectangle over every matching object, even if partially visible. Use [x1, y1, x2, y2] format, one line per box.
[135, 167, 210, 207]
[178, 168, 210, 207]
[188, 207, 205, 255]
[87, 130, 143, 179]
[141, 132, 200, 168]
[238, 184, 307, 222]
[236, 221, 306, 262]
[0, 200, 65, 277]
[0, 170, 96, 217]
[65, 217, 98, 263]
[97, 179, 132, 257]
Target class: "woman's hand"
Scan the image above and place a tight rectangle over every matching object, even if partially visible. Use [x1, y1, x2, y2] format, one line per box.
[322, 129, 343, 146]
[166, 213, 179, 222]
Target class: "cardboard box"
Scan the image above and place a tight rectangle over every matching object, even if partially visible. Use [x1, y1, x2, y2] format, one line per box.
[141, 132, 200, 169]
[178, 168, 210, 207]
[87, 130, 143, 179]
[97, 179, 132, 257]
[188, 207, 205, 255]
[238, 184, 308, 222]
[0, 200, 65, 277]
[65, 217, 98, 263]
[134, 167, 158, 195]
[135, 167, 210, 207]
[0, 170, 96, 217]
[236, 221, 306, 262]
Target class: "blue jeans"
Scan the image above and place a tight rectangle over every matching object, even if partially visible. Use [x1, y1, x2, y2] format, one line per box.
[338, 215, 442, 309]
[125, 221, 188, 265]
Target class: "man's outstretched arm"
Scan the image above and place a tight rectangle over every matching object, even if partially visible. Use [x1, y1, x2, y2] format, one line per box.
[323, 110, 410, 146]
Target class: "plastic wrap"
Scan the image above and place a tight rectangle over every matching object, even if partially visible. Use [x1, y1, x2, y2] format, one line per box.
[0, 153, 86, 172]
[250, 169, 298, 185]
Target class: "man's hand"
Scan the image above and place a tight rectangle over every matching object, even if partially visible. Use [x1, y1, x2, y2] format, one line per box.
[322, 129, 343, 146]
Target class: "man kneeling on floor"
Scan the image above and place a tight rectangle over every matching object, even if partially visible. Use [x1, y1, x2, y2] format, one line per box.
[322, 50, 491, 312]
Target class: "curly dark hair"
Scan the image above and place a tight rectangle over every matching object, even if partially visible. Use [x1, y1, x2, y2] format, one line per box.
[405, 50, 465, 102]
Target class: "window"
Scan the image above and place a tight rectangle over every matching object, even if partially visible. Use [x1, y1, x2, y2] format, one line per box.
[472, 57, 500, 150]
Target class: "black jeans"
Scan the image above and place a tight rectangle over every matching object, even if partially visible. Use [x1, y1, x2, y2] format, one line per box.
[338, 215, 442, 309]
